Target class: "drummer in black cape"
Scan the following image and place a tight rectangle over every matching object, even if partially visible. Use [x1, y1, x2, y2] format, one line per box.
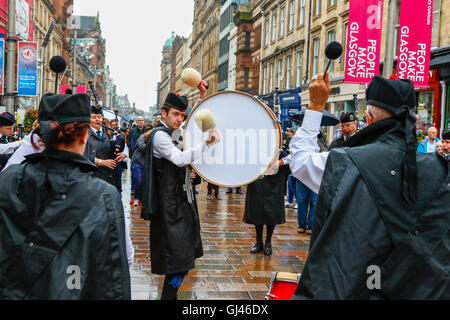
[141, 81, 220, 300]
[243, 149, 291, 255]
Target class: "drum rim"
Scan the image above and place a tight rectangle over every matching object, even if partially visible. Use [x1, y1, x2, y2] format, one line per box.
[183, 90, 282, 188]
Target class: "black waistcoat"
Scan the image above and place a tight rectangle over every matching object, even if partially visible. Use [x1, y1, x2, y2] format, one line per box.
[141, 123, 203, 275]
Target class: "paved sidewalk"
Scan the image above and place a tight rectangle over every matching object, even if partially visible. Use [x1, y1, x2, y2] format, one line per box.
[127, 179, 310, 300]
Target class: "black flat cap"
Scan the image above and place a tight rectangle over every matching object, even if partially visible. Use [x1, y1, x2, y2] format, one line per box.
[91, 105, 103, 115]
[0, 112, 15, 126]
[340, 112, 356, 124]
[366, 76, 416, 114]
[164, 93, 189, 111]
[38, 93, 91, 124]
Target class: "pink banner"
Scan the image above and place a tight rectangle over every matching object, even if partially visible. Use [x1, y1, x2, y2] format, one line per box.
[76, 86, 87, 94]
[61, 85, 71, 94]
[344, 0, 384, 84]
[397, 0, 433, 88]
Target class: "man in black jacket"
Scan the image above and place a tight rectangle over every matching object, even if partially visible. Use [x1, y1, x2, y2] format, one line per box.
[329, 112, 358, 149]
[84, 106, 126, 186]
[289, 74, 449, 299]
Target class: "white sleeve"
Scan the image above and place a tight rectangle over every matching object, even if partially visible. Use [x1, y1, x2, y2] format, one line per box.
[3, 134, 45, 171]
[153, 131, 206, 167]
[122, 144, 129, 161]
[124, 217, 134, 266]
[289, 110, 329, 194]
[0, 141, 20, 155]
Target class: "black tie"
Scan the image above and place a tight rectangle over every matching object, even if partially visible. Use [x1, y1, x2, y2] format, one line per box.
[1, 136, 7, 144]
[96, 130, 102, 139]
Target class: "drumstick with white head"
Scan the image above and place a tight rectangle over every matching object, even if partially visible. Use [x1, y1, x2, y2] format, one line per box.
[194, 109, 220, 147]
[181, 68, 209, 90]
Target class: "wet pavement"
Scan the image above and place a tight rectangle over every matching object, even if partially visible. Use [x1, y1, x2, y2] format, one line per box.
[122, 168, 310, 300]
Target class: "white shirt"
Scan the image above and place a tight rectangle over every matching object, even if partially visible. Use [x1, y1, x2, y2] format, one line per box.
[153, 120, 207, 167]
[289, 110, 329, 194]
[427, 139, 437, 153]
[3, 133, 43, 171]
[0, 135, 21, 156]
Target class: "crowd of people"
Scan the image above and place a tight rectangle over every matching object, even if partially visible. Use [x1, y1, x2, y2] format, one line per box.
[0, 72, 448, 300]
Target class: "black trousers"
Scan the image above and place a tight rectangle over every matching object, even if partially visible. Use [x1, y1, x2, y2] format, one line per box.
[160, 272, 188, 300]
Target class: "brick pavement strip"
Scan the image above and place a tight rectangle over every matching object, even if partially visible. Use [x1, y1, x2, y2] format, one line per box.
[126, 180, 308, 300]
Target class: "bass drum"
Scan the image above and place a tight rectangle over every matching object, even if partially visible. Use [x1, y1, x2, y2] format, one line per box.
[183, 90, 282, 187]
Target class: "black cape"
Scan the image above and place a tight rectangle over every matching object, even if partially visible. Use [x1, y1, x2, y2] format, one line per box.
[0, 150, 131, 299]
[292, 118, 449, 300]
[243, 165, 290, 226]
[141, 125, 203, 275]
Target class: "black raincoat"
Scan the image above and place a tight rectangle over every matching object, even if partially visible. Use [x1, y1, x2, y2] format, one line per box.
[141, 125, 203, 275]
[0, 150, 131, 299]
[243, 165, 290, 226]
[292, 118, 449, 300]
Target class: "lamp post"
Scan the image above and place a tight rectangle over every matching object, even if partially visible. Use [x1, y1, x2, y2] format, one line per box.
[5, 0, 16, 114]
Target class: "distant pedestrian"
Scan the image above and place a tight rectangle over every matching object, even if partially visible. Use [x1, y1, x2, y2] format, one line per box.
[417, 127, 440, 154]
[206, 182, 220, 200]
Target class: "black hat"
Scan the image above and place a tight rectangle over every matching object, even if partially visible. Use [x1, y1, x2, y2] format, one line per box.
[38, 93, 91, 124]
[367, 76, 418, 202]
[442, 130, 450, 140]
[164, 93, 188, 111]
[0, 112, 15, 126]
[366, 76, 416, 114]
[91, 105, 103, 115]
[340, 112, 356, 124]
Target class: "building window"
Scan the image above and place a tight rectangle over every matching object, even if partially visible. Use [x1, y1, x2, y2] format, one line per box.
[327, 29, 336, 72]
[393, 2, 401, 57]
[342, 21, 348, 69]
[277, 60, 282, 88]
[299, 0, 306, 25]
[286, 55, 291, 89]
[264, 19, 269, 46]
[314, 0, 321, 16]
[269, 63, 274, 92]
[288, 1, 295, 32]
[279, 7, 285, 38]
[245, 32, 251, 50]
[328, 0, 336, 7]
[244, 68, 250, 91]
[271, 13, 277, 42]
[313, 38, 319, 75]
[296, 51, 303, 86]
[263, 66, 267, 93]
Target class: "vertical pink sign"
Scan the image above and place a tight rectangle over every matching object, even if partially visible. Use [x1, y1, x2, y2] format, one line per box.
[60, 85, 71, 94]
[76, 86, 87, 94]
[397, 0, 433, 88]
[344, 0, 384, 84]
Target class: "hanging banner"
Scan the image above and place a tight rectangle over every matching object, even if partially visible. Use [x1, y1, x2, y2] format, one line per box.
[344, 0, 384, 84]
[396, 0, 433, 88]
[17, 41, 38, 96]
[16, 0, 30, 40]
[60, 85, 71, 94]
[0, 39, 4, 95]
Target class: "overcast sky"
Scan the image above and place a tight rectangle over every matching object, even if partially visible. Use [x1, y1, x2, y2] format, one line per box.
[73, 0, 195, 112]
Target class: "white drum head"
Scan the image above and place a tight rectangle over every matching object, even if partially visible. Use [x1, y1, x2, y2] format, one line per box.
[183, 91, 281, 187]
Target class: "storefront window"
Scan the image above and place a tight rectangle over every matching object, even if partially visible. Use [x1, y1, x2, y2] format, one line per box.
[416, 90, 434, 142]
